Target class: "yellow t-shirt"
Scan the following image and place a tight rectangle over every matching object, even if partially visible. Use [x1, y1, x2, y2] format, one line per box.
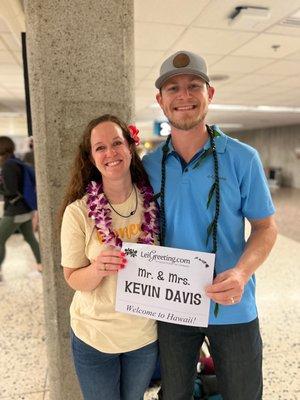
[61, 187, 157, 353]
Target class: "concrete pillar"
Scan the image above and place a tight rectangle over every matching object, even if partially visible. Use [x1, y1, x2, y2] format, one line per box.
[24, 1, 134, 399]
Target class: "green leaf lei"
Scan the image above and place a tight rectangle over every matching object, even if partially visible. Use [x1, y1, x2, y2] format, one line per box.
[158, 125, 221, 317]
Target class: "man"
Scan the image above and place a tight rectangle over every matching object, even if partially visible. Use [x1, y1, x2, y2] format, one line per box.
[143, 51, 277, 400]
[23, 136, 35, 168]
[0, 136, 42, 280]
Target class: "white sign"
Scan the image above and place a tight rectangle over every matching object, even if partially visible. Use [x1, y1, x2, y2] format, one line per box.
[115, 243, 215, 327]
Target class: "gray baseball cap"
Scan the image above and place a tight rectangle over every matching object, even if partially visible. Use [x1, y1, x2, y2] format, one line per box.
[155, 50, 210, 89]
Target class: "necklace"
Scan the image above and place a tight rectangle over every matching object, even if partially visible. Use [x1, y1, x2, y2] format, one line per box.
[86, 181, 159, 248]
[159, 125, 220, 316]
[106, 185, 138, 218]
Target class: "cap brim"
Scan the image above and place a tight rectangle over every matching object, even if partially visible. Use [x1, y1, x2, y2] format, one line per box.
[155, 69, 210, 89]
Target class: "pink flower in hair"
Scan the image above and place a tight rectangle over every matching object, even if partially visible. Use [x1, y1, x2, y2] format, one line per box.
[128, 124, 140, 145]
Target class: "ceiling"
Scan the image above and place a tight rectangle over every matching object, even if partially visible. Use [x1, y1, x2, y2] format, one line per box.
[1, 0, 300, 137]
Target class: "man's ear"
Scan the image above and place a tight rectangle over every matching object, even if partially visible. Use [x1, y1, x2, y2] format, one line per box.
[208, 86, 215, 103]
[156, 92, 163, 107]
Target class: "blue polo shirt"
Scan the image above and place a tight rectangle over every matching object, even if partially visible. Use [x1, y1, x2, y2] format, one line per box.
[143, 125, 275, 325]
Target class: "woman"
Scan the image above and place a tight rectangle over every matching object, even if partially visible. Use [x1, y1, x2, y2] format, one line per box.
[0, 136, 42, 281]
[60, 114, 159, 400]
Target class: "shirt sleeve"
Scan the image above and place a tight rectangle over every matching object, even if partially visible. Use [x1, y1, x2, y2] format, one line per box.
[61, 203, 90, 268]
[240, 151, 275, 220]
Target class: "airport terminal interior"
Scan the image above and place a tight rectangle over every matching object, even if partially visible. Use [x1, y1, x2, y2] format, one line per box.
[0, 1, 300, 399]
[0, 190, 299, 400]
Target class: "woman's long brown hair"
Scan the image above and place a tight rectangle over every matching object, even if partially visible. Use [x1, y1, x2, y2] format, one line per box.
[59, 114, 149, 222]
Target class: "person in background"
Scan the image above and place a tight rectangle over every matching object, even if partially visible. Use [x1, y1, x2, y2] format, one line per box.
[0, 136, 42, 281]
[23, 136, 39, 232]
[143, 50, 277, 400]
[23, 136, 35, 168]
[60, 114, 159, 400]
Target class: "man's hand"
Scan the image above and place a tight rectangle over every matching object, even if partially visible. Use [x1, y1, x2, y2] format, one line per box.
[206, 216, 277, 307]
[205, 267, 249, 305]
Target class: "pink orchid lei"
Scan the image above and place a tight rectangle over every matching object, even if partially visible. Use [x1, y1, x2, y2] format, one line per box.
[86, 181, 159, 249]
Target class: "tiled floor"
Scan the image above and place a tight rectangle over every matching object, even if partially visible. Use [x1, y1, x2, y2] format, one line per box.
[272, 188, 300, 243]
[0, 188, 299, 399]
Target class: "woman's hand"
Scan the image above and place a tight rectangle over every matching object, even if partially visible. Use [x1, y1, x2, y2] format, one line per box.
[63, 247, 127, 291]
[92, 246, 127, 276]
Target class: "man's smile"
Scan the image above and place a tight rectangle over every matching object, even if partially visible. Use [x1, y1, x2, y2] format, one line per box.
[174, 105, 197, 111]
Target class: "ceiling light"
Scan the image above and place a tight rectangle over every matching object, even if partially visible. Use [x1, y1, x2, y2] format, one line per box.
[279, 8, 300, 28]
[210, 104, 300, 113]
[217, 123, 243, 129]
[210, 74, 230, 82]
[229, 6, 270, 29]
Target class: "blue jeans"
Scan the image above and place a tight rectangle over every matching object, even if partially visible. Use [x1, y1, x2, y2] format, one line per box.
[71, 330, 158, 400]
[158, 318, 262, 400]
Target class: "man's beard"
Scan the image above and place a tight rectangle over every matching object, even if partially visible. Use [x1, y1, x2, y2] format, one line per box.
[168, 112, 206, 131]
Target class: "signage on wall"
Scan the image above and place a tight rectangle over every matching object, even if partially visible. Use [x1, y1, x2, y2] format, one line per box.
[153, 120, 171, 137]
